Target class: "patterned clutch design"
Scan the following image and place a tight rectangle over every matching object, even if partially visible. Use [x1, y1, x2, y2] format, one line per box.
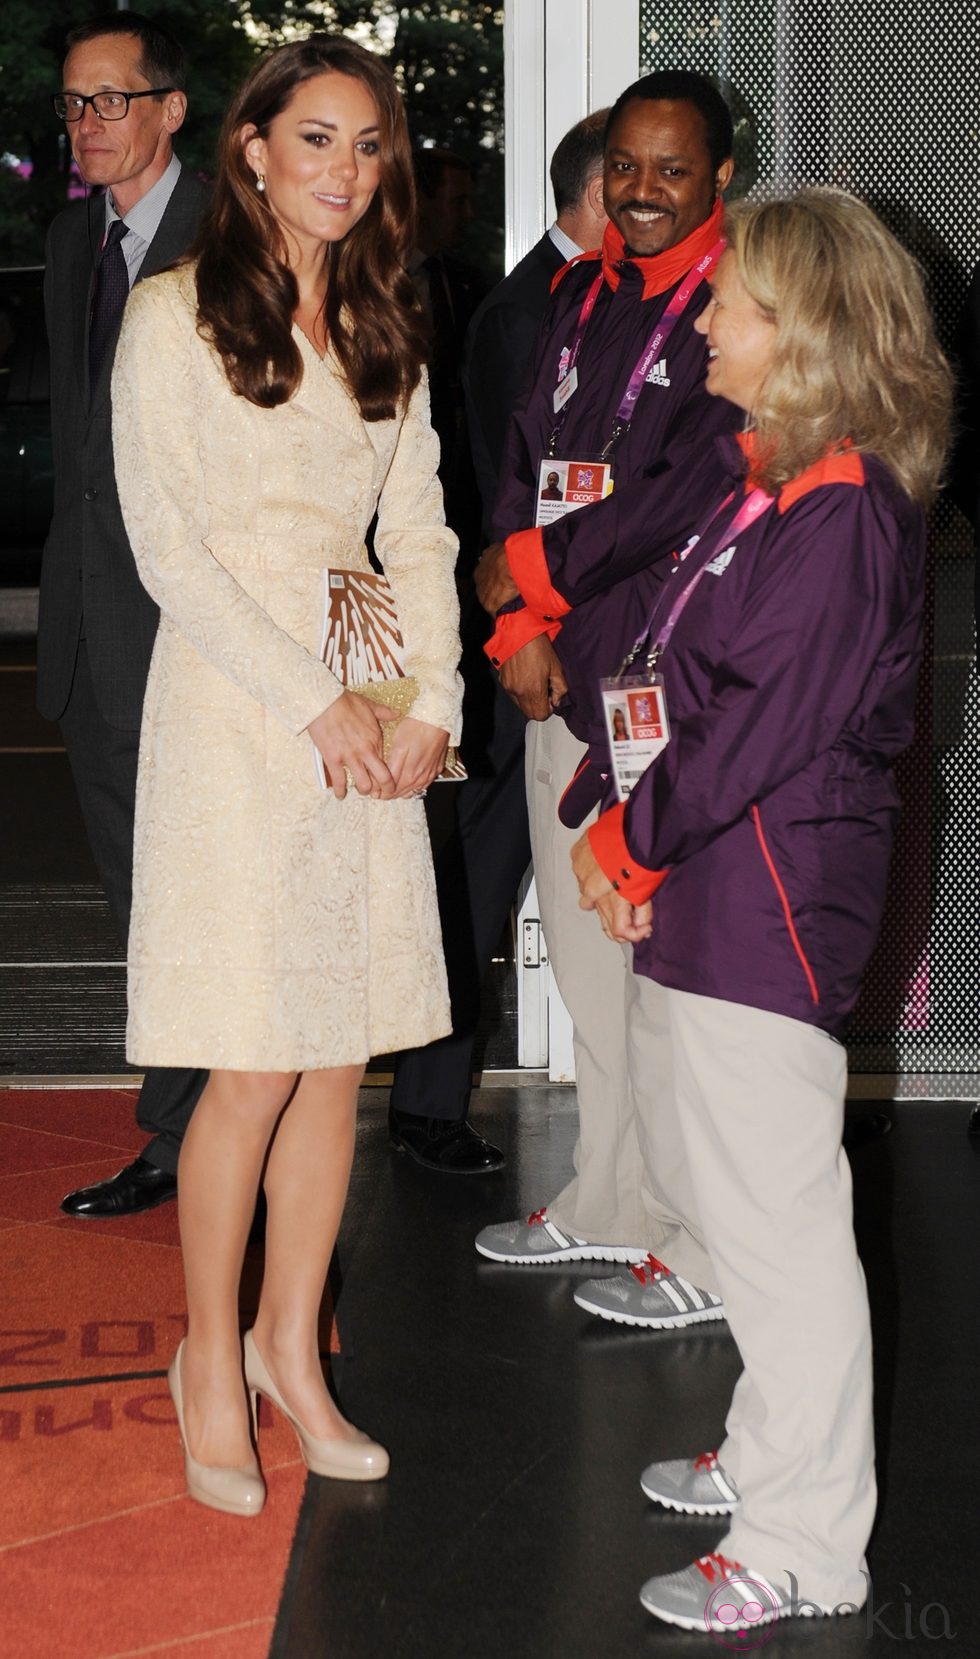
[313, 568, 464, 789]
[320, 570, 408, 686]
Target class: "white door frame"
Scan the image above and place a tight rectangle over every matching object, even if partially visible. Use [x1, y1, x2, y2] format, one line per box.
[505, 1, 639, 1078]
[504, 0, 640, 270]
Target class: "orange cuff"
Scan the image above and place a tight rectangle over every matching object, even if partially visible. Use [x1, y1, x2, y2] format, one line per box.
[588, 802, 668, 905]
[485, 606, 561, 667]
[505, 528, 572, 624]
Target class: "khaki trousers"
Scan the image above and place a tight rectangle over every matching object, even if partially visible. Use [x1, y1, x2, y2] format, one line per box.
[525, 716, 644, 1247]
[528, 716, 874, 1605]
[649, 981, 875, 1609]
[527, 715, 711, 1263]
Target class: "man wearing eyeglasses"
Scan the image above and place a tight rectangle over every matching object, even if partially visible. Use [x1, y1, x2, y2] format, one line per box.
[38, 13, 209, 1219]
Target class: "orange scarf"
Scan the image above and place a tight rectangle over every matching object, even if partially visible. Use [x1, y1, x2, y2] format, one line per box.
[600, 197, 726, 298]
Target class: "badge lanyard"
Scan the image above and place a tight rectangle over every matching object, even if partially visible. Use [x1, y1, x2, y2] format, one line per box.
[619, 485, 775, 676]
[600, 483, 774, 803]
[548, 239, 725, 460]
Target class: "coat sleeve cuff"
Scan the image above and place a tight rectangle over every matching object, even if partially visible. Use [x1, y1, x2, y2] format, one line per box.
[505, 528, 572, 623]
[588, 802, 668, 904]
[485, 606, 562, 667]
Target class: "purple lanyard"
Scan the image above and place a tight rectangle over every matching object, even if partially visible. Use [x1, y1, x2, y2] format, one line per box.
[549, 239, 725, 460]
[618, 485, 774, 675]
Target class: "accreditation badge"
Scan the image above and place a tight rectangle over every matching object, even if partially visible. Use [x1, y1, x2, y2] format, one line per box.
[535, 457, 614, 529]
[600, 673, 670, 802]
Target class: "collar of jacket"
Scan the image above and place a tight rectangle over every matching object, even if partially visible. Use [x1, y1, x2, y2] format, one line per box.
[732, 429, 862, 511]
[599, 197, 726, 297]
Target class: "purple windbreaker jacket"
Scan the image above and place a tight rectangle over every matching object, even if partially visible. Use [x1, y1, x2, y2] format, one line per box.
[556, 435, 927, 1036]
[487, 209, 739, 663]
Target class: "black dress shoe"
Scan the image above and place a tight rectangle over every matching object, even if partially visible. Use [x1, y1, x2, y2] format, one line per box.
[388, 1110, 505, 1174]
[60, 1157, 178, 1218]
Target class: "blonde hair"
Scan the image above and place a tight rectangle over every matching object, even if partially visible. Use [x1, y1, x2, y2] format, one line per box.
[725, 188, 952, 506]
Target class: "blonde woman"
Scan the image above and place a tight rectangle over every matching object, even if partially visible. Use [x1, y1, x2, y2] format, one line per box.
[541, 189, 948, 1629]
[111, 35, 461, 1514]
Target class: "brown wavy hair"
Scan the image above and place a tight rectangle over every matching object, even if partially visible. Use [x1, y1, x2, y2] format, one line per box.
[725, 188, 952, 506]
[192, 34, 426, 420]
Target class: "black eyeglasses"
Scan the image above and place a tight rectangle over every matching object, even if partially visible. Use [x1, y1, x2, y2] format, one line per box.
[52, 89, 175, 123]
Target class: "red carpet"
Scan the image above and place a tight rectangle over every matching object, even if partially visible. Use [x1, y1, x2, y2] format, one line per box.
[0, 1088, 323, 1659]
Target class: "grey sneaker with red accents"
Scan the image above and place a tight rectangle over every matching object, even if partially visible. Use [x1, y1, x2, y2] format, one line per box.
[474, 1207, 647, 1265]
[640, 1551, 837, 1633]
[640, 1450, 740, 1515]
[572, 1253, 725, 1328]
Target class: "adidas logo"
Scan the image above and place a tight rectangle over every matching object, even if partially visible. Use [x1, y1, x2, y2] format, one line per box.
[705, 546, 735, 575]
[645, 357, 671, 387]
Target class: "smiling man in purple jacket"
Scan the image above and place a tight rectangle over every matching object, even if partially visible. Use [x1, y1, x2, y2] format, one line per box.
[474, 72, 740, 1288]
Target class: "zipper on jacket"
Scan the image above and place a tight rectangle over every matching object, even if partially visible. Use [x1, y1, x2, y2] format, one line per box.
[750, 804, 820, 1006]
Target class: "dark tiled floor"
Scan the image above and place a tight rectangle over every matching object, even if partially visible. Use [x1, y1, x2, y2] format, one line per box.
[271, 1089, 980, 1659]
[5, 625, 978, 1653]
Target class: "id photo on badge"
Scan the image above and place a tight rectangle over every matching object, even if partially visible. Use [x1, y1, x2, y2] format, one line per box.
[610, 704, 631, 742]
[539, 465, 566, 503]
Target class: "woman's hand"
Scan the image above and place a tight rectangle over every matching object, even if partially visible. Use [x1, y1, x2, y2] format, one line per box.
[475, 541, 519, 613]
[387, 716, 449, 798]
[307, 690, 398, 801]
[570, 831, 654, 944]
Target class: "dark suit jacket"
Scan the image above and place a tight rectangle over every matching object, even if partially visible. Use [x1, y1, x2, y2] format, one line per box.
[462, 231, 568, 541]
[420, 251, 486, 563]
[37, 167, 210, 728]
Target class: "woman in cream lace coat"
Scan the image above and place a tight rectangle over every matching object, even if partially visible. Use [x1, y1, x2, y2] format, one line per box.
[111, 36, 461, 1514]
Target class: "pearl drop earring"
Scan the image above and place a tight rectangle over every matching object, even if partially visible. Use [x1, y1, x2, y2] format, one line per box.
[255, 173, 266, 194]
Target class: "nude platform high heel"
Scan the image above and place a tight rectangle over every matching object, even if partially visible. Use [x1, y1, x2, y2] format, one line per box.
[243, 1329, 389, 1482]
[168, 1339, 266, 1517]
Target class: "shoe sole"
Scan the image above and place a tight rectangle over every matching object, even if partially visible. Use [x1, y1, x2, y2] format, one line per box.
[60, 1189, 178, 1218]
[573, 1290, 726, 1329]
[389, 1137, 506, 1176]
[474, 1241, 649, 1265]
[639, 1593, 791, 1632]
[639, 1480, 738, 1516]
[186, 1483, 266, 1518]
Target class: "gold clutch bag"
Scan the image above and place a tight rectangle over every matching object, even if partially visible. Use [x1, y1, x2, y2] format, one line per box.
[352, 675, 420, 760]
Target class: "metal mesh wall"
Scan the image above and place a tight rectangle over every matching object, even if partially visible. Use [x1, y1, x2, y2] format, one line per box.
[639, 2, 980, 1083]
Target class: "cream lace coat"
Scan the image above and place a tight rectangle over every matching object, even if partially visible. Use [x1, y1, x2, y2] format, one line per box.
[111, 265, 462, 1070]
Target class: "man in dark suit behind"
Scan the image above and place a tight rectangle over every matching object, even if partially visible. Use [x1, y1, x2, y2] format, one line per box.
[38, 13, 210, 1218]
[408, 148, 486, 560]
[464, 111, 608, 538]
[386, 114, 607, 1171]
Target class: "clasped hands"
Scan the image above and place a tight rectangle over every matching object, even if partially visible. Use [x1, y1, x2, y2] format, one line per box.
[474, 540, 567, 722]
[308, 692, 448, 802]
[570, 832, 653, 946]
[476, 540, 648, 942]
